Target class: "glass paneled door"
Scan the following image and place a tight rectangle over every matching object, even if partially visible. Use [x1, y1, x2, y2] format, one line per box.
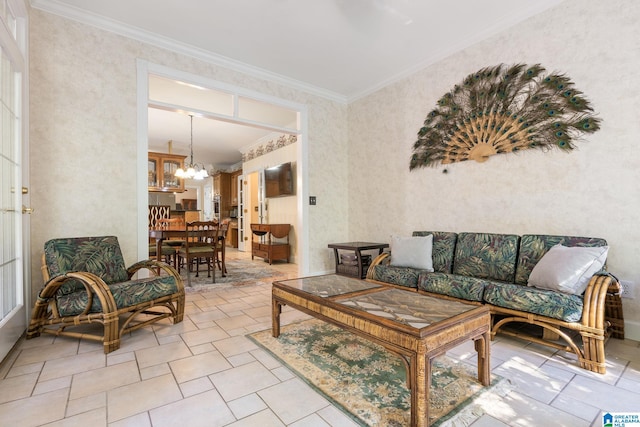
[0, 0, 28, 362]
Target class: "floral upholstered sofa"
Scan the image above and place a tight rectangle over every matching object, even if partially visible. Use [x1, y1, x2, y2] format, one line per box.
[366, 231, 624, 374]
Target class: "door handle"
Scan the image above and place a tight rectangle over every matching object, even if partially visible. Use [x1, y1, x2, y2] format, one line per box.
[22, 205, 34, 214]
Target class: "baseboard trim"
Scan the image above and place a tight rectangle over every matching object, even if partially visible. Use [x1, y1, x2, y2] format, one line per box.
[622, 320, 640, 342]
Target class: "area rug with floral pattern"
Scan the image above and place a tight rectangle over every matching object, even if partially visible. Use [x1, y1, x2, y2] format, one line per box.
[249, 319, 512, 426]
[179, 258, 288, 292]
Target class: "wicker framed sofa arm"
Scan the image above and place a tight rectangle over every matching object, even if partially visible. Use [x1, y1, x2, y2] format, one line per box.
[366, 231, 624, 374]
[489, 272, 621, 374]
[27, 236, 185, 354]
[368, 252, 390, 269]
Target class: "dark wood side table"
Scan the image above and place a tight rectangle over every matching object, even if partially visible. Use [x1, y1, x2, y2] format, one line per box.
[328, 242, 389, 279]
[251, 223, 291, 264]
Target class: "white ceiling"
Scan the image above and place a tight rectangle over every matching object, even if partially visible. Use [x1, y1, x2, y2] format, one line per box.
[31, 0, 564, 168]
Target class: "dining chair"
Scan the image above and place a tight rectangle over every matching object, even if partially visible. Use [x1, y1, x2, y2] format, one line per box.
[148, 242, 180, 266]
[216, 218, 231, 276]
[177, 221, 220, 286]
[157, 217, 186, 267]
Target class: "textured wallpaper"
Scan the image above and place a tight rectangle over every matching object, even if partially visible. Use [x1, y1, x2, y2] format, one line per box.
[29, 9, 348, 301]
[347, 0, 640, 331]
[28, 1, 640, 334]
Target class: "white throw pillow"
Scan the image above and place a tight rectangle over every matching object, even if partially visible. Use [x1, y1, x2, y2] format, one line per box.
[527, 244, 609, 295]
[390, 234, 434, 271]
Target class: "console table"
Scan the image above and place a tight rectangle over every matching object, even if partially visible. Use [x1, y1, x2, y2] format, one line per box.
[328, 241, 389, 279]
[251, 223, 290, 264]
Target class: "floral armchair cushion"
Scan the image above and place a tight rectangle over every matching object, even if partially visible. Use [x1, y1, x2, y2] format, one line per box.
[56, 275, 179, 317]
[453, 233, 520, 283]
[44, 236, 129, 283]
[44, 236, 130, 295]
[514, 235, 608, 285]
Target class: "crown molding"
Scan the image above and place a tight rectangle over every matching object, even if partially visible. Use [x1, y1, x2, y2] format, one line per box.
[30, 0, 348, 104]
[30, 0, 564, 105]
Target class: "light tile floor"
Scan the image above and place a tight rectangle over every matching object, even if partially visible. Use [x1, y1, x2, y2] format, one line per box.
[1, 249, 638, 426]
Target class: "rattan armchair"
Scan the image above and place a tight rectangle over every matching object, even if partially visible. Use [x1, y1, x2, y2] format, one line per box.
[27, 236, 185, 353]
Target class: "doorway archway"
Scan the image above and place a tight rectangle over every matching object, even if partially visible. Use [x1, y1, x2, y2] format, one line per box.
[136, 60, 309, 276]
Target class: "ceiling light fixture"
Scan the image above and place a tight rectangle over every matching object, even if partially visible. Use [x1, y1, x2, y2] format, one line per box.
[175, 114, 209, 180]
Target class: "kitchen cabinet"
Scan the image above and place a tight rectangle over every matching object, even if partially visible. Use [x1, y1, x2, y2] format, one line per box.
[230, 170, 242, 206]
[227, 221, 239, 248]
[148, 152, 186, 192]
[213, 172, 232, 218]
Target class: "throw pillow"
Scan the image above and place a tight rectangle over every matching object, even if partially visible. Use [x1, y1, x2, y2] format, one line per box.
[527, 244, 609, 295]
[390, 234, 434, 271]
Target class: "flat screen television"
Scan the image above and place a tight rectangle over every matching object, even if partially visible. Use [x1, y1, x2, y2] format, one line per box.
[265, 162, 294, 198]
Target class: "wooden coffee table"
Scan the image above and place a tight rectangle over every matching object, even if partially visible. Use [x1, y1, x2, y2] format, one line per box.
[272, 274, 490, 427]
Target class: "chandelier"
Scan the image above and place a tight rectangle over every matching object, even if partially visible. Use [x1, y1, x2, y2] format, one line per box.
[175, 114, 209, 180]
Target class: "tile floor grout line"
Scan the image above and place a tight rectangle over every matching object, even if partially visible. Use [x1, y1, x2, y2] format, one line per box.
[1, 250, 637, 426]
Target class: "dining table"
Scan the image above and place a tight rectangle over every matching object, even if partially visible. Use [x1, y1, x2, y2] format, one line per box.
[148, 225, 227, 276]
[148, 226, 186, 267]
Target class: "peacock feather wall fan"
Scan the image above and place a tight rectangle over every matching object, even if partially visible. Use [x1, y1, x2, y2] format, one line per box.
[410, 63, 601, 170]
